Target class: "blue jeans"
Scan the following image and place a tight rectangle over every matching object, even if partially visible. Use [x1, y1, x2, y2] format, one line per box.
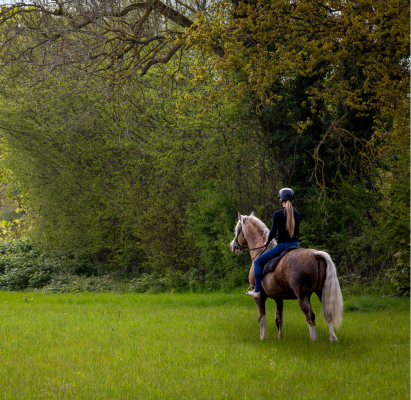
[253, 242, 299, 292]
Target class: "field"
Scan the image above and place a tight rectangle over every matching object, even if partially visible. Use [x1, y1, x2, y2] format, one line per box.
[0, 291, 408, 399]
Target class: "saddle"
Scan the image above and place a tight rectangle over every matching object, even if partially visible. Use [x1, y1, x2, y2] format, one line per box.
[262, 247, 299, 276]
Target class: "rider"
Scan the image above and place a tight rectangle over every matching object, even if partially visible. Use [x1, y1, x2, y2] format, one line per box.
[246, 188, 301, 299]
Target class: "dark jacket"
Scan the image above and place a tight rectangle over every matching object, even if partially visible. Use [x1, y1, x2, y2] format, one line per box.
[266, 207, 300, 244]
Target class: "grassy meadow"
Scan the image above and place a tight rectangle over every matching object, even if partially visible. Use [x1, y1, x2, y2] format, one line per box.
[0, 291, 408, 399]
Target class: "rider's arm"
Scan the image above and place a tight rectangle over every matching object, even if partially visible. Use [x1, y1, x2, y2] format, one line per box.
[266, 212, 278, 244]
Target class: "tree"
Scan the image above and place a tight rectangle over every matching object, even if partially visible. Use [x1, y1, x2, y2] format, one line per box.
[1, 0, 408, 186]
[0, 0, 200, 83]
[188, 0, 409, 186]
[0, 53, 272, 271]
[0, 0, 408, 281]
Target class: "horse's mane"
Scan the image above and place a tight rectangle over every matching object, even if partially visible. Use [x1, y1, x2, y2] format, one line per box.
[234, 213, 276, 249]
[246, 214, 276, 249]
[248, 216, 269, 239]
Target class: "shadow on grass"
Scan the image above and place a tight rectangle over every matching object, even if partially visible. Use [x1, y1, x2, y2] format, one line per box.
[343, 296, 387, 312]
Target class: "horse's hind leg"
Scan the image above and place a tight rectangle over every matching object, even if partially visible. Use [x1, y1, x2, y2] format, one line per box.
[315, 290, 338, 342]
[298, 296, 317, 341]
[254, 294, 267, 340]
[274, 298, 283, 339]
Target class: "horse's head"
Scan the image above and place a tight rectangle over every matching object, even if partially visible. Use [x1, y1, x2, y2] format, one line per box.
[230, 212, 251, 254]
[230, 212, 272, 254]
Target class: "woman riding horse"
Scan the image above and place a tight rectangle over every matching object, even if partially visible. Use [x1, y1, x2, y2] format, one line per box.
[232, 202, 343, 341]
[246, 187, 300, 299]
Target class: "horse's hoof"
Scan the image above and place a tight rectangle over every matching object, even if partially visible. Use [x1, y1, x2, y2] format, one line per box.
[260, 335, 267, 340]
[330, 336, 338, 343]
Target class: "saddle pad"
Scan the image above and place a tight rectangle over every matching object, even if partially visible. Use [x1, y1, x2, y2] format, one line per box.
[262, 247, 299, 276]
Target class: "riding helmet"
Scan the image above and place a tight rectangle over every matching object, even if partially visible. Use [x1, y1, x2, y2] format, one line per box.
[278, 188, 294, 201]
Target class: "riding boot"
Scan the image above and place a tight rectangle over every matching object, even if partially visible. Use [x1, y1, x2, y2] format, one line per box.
[246, 289, 261, 298]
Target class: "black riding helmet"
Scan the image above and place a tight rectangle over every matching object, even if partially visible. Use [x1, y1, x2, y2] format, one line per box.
[278, 188, 294, 201]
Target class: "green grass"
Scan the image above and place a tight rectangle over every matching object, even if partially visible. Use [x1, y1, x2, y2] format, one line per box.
[0, 291, 408, 399]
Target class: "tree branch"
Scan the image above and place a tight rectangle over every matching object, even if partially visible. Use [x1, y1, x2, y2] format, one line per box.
[139, 43, 183, 76]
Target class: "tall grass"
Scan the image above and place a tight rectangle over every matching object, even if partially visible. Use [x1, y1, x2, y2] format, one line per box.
[0, 291, 408, 399]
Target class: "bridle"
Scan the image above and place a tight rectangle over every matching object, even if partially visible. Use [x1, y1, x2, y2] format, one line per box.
[233, 218, 248, 251]
[233, 217, 268, 260]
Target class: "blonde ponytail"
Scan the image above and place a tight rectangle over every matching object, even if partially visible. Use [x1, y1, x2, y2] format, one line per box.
[284, 200, 295, 238]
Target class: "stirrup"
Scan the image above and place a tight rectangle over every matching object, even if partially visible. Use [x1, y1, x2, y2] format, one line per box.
[246, 285, 255, 294]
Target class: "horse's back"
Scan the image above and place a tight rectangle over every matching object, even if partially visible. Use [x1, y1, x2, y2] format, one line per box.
[262, 248, 325, 299]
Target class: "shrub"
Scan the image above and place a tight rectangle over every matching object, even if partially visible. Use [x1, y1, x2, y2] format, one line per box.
[187, 182, 250, 276]
[39, 274, 130, 293]
[300, 178, 385, 277]
[0, 239, 98, 291]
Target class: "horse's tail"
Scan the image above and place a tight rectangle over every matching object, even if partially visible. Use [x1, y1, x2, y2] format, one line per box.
[315, 251, 343, 328]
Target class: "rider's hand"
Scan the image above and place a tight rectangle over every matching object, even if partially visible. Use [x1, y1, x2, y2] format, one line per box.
[263, 242, 267, 247]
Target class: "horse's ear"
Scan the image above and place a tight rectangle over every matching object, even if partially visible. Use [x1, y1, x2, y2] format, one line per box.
[250, 211, 255, 216]
[237, 212, 241, 220]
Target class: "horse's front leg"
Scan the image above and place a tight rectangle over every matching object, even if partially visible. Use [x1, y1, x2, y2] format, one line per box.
[254, 293, 268, 340]
[274, 298, 284, 339]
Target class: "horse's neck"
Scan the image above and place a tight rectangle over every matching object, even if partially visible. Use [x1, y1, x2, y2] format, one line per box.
[245, 223, 267, 259]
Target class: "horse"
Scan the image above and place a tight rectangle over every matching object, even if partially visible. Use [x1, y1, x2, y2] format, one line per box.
[230, 212, 343, 342]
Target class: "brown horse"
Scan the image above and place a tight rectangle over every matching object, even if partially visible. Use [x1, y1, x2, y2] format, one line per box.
[230, 212, 343, 342]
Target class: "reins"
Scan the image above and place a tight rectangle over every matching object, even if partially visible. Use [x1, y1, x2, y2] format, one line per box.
[251, 246, 267, 261]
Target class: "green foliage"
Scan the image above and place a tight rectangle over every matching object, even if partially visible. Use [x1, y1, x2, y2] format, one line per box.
[0, 239, 97, 291]
[0, 236, 403, 295]
[385, 263, 410, 297]
[40, 274, 133, 294]
[254, 73, 377, 194]
[187, 182, 249, 275]
[374, 138, 410, 296]
[300, 163, 410, 296]
[40, 270, 203, 294]
[0, 60, 263, 273]
[191, 0, 409, 163]
[0, 2, 408, 295]
[0, 239, 59, 290]
[300, 176, 377, 273]
[220, 267, 249, 292]
[0, 238, 248, 293]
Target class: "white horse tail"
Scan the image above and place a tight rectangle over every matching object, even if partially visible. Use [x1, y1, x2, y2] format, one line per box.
[315, 251, 343, 328]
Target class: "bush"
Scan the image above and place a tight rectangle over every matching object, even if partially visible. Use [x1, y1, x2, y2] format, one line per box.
[385, 250, 410, 296]
[0, 239, 98, 291]
[300, 177, 389, 276]
[39, 274, 131, 293]
[220, 267, 249, 292]
[0, 238, 252, 293]
[187, 182, 250, 276]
